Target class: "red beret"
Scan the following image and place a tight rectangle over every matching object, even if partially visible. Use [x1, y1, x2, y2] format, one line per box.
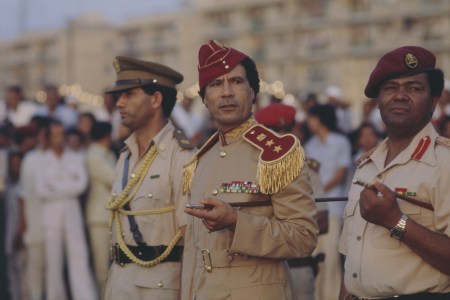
[255, 103, 296, 131]
[198, 40, 248, 90]
[364, 46, 436, 98]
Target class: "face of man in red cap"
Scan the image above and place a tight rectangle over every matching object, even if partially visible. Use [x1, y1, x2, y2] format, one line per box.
[365, 46, 444, 138]
[198, 40, 257, 132]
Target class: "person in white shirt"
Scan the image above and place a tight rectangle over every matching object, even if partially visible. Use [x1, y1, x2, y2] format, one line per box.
[34, 85, 78, 129]
[0, 85, 37, 128]
[305, 104, 352, 300]
[35, 120, 96, 300]
[20, 116, 51, 300]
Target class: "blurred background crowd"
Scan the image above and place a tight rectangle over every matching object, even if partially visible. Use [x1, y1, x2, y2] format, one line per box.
[0, 78, 449, 300]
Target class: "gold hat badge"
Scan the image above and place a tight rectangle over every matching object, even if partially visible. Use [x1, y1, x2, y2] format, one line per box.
[404, 52, 418, 69]
[113, 58, 121, 73]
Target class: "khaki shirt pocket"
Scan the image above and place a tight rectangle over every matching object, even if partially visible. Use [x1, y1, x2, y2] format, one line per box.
[370, 197, 422, 249]
[134, 262, 180, 290]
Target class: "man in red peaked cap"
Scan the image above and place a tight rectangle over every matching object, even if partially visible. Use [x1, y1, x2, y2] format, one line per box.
[339, 46, 450, 299]
[181, 40, 318, 300]
[103, 56, 195, 300]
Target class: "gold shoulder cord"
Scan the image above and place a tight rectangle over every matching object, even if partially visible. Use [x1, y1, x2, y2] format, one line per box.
[106, 145, 182, 267]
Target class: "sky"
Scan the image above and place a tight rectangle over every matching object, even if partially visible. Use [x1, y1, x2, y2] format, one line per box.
[0, 0, 183, 41]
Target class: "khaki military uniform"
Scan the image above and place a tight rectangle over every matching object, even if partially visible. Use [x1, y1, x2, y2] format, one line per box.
[181, 117, 318, 300]
[339, 123, 450, 298]
[104, 122, 195, 300]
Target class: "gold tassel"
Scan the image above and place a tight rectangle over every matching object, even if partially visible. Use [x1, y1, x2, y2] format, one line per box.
[257, 142, 304, 194]
[183, 156, 198, 195]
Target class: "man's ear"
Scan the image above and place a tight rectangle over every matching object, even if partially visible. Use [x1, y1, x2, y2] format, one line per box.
[151, 91, 163, 109]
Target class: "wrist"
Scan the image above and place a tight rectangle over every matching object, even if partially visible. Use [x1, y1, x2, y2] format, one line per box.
[390, 214, 408, 240]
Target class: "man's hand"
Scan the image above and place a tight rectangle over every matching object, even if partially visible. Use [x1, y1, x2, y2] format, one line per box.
[359, 181, 403, 229]
[184, 198, 238, 232]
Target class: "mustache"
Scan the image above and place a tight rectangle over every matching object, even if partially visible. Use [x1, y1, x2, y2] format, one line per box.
[218, 99, 238, 108]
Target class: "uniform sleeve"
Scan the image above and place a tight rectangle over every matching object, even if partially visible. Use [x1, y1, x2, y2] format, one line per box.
[229, 164, 319, 259]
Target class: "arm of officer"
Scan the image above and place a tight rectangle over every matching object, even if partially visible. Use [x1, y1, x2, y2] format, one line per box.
[186, 165, 319, 258]
[360, 181, 450, 275]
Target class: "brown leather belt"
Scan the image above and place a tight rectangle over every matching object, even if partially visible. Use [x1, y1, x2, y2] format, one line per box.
[111, 243, 183, 266]
[350, 292, 449, 300]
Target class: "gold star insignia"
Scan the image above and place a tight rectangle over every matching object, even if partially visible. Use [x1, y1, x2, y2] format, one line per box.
[274, 145, 282, 153]
[266, 139, 274, 147]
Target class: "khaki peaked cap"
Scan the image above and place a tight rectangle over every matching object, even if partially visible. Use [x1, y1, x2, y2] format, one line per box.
[107, 56, 183, 93]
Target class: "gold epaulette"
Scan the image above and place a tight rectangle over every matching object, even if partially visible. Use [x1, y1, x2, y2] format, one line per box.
[182, 132, 219, 195]
[436, 136, 450, 149]
[243, 124, 304, 194]
[355, 145, 379, 168]
[173, 129, 195, 150]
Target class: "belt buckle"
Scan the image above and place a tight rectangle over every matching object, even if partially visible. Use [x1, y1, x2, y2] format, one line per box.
[112, 244, 123, 266]
[201, 249, 212, 273]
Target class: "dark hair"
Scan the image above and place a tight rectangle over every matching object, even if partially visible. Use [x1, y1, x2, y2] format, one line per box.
[427, 69, 445, 97]
[45, 119, 64, 139]
[198, 57, 260, 100]
[308, 104, 338, 132]
[6, 85, 23, 95]
[91, 121, 112, 141]
[142, 84, 178, 118]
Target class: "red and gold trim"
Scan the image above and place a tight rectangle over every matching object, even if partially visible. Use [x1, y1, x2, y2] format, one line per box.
[411, 136, 431, 160]
[243, 125, 305, 194]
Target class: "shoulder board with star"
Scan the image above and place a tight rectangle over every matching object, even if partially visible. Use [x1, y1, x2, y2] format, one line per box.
[436, 136, 450, 149]
[355, 145, 379, 168]
[243, 124, 305, 194]
[173, 129, 195, 150]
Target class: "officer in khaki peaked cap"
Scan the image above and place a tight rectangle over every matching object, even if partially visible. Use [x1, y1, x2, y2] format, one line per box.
[107, 56, 183, 93]
[103, 56, 195, 300]
[339, 46, 450, 299]
[180, 40, 318, 300]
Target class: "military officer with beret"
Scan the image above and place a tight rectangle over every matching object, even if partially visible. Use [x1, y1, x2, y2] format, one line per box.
[104, 56, 195, 300]
[339, 46, 450, 299]
[181, 40, 319, 300]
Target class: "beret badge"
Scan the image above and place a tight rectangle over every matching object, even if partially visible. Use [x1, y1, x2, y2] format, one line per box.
[404, 52, 418, 69]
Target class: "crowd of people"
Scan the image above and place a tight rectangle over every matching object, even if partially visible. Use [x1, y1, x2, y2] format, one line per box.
[0, 41, 449, 300]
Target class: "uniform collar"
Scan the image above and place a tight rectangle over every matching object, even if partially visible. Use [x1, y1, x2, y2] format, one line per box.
[124, 121, 174, 160]
[218, 115, 257, 146]
[370, 122, 438, 170]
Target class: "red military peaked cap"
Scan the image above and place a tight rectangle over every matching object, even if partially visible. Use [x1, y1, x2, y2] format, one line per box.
[364, 46, 436, 98]
[198, 40, 249, 90]
[255, 103, 296, 131]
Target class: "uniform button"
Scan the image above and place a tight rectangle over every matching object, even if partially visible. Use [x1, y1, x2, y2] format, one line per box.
[352, 273, 357, 278]
[148, 193, 153, 198]
[157, 281, 163, 287]
[112, 191, 117, 196]
[159, 143, 166, 151]
[357, 236, 361, 241]
[219, 151, 227, 158]
[130, 173, 136, 179]
[212, 189, 218, 196]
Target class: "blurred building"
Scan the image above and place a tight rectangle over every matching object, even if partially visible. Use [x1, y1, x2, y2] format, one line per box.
[0, 0, 449, 124]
